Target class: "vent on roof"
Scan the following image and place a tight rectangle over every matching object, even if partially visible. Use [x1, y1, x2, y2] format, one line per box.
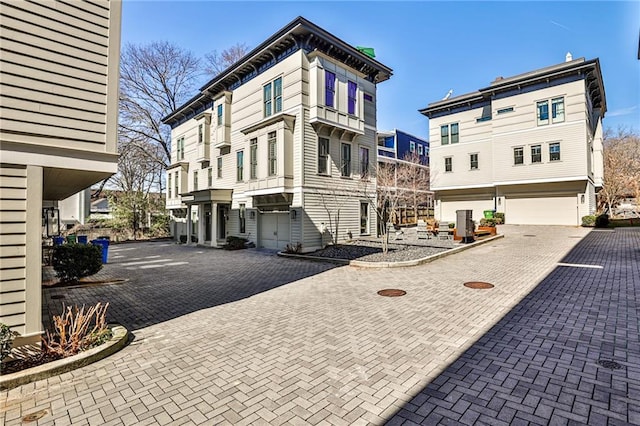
[566, 52, 573, 62]
[493, 76, 504, 83]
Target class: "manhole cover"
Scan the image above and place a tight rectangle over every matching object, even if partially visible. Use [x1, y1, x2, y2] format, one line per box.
[464, 281, 494, 289]
[597, 359, 624, 370]
[523, 235, 536, 237]
[377, 289, 406, 297]
[23, 410, 48, 422]
[51, 295, 65, 299]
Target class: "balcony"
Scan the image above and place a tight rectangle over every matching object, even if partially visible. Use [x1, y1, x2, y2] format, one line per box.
[309, 105, 364, 141]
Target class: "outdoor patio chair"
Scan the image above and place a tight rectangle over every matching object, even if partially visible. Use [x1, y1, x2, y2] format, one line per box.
[437, 221, 452, 240]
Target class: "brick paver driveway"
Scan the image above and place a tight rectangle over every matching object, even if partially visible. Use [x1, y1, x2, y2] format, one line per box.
[1, 226, 638, 425]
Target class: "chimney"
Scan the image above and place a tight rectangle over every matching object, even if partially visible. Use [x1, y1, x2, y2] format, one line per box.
[565, 52, 573, 62]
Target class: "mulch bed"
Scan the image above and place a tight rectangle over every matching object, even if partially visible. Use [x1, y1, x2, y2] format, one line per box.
[1, 352, 62, 375]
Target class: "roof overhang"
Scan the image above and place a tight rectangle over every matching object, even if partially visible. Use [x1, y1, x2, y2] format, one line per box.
[180, 189, 233, 204]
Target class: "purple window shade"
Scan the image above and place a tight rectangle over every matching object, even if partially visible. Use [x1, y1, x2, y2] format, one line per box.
[348, 81, 357, 115]
[325, 71, 335, 107]
[363, 93, 373, 102]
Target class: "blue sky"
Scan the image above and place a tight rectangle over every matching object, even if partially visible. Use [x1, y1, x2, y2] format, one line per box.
[122, 1, 640, 139]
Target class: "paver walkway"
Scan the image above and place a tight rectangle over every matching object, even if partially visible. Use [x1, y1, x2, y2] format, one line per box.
[1, 226, 638, 425]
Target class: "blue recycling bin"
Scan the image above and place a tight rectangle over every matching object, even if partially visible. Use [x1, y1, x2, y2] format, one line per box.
[77, 235, 88, 244]
[53, 236, 65, 246]
[91, 239, 110, 264]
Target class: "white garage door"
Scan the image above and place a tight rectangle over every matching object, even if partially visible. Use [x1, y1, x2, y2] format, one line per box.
[259, 213, 290, 250]
[439, 199, 493, 223]
[506, 195, 578, 225]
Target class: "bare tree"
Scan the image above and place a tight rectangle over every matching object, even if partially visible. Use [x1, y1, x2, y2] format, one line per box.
[397, 152, 432, 223]
[367, 162, 404, 254]
[600, 128, 640, 216]
[204, 42, 250, 77]
[119, 41, 202, 167]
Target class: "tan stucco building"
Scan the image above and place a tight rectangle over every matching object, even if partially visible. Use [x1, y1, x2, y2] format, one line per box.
[163, 17, 392, 251]
[420, 56, 606, 226]
[0, 0, 122, 345]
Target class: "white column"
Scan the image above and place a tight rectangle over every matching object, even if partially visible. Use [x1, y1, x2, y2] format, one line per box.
[212, 203, 219, 246]
[197, 203, 204, 245]
[186, 205, 192, 245]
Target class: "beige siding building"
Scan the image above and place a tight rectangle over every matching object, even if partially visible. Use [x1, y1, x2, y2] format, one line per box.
[163, 17, 392, 251]
[420, 56, 606, 226]
[0, 0, 121, 345]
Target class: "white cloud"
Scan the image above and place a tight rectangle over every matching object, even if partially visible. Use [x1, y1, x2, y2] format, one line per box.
[608, 105, 638, 117]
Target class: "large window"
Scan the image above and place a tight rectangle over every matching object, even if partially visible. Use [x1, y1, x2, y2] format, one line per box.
[360, 202, 369, 235]
[348, 80, 357, 115]
[193, 170, 198, 191]
[236, 150, 244, 182]
[249, 138, 257, 179]
[174, 171, 178, 196]
[318, 137, 329, 175]
[341, 143, 351, 177]
[514, 147, 524, 165]
[531, 145, 542, 163]
[263, 77, 282, 117]
[217, 157, 222, 178]
[549, 142, 561, 161]
[176, 137, 185, 160]
[217, 104, 223, 126]
[470, 153, 478, 170]
[444, 157, 452, 172]
[325, 70, 336, 108]
[440, 123, 459, 144]
[268, 132, 277, 176]
[239, 204, 246, 234]
[537, 97, 565, 126]
[359, 146, 369, 178]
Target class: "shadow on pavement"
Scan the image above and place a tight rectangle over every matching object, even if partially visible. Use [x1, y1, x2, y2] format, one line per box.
[385, 228, 640, 424]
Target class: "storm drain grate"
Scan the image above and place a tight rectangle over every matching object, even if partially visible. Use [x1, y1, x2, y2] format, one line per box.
[377, 289, 406, 297]
[51, 295, 65, 299]
[597, 359, 624, 370]
[464, 281, 495, 289]
[23, 410, 48, 422]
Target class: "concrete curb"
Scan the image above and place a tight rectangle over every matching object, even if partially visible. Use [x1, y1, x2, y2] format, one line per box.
[0, 324, 129, 391]
[278, 234, 504, 268]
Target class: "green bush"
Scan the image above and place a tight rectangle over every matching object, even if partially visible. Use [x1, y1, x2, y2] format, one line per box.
[223, 236, 248, 250]
[0, 323, 19, 361]
[595, 214, 610, 228]
[581, 215, 596, 227]
[448, 222, 455, 229]
[479, 218, 497, 227]
[52, 244, 102, 283]
[494, 212, 505, 224]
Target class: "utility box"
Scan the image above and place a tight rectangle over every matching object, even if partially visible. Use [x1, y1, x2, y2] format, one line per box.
[456, 210, 474, 243]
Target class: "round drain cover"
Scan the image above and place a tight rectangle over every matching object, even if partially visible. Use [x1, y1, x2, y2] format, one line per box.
[23, 410, 48, 422]
[377, 289, 406, 297]
[464, 282, 494, 289]
[597, 359, 623, 370]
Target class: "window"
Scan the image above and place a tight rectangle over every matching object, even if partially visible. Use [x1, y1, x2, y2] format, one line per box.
[359, 146, 369, 178]
[217, 157, 222, 178]
[341, 143, 351, 177]
[318, 137, 329, 175]
[410, 141, 416, 152]
[531, 145, 542, 163]
[198, 124, 204, 144]
[268, 132, 277, 176]
[537, 100, 549, 125]
[476, 116, 492, 123]
[236, 150, 244, 181]
[325, 70, 336, 108]
[360, 202, 369, 234]
[418, 145, 423, 155]
[444, 157, 452, 172]
[552, 97, 565, 123]
[441, 123, 459, 144]
[263, 77, 282, 118]
[451, 123, 459, 143]
[497, 107, 514, 114]
[363, 93, 373, 102]
[174, 172, 179, 196]
[217, 104, 223, 126]
[176, 137, 185, 160]
[239, 204, 246, 234]
[208, 168, 212, 187]
[193, 170, 198, 190]
[514, 147, 524, 165]
[470, 153, 478, 170]
[167, 174, 172, 198]
[249, 138, 257, 179]
[440, 125, 449, 145]
[549, 142, 561, 161]
[348, 80, 357, 115]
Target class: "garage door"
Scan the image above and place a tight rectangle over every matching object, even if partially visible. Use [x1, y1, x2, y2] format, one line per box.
[505, 195, 578, 225]
[259, 213, 290, 250]
[439, 199, 493, 223]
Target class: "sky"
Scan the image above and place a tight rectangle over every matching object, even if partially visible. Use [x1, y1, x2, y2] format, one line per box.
[122, 1, 640, 139]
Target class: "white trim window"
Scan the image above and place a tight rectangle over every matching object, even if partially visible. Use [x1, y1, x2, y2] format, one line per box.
[537, 97, 565, 125]
[263, 77, 282, 118]
[410, 141, 416, 152]
[167, 174, 172, 198]
[217, 157, 222, 178]
[217, 104, 223, 126]
[268, 131, 277, 176]
[208, 168, 213, 187]
[198, 124, 204, 144]
[418, 144, 423, 155]
[236, 150, 244, 182]
[514, 147, 524, 165]
[470, 153, 478, 170]
[440, 123, 459, 144]
[360, 201, 369, 235]
[325, 70, 336, 108]
[318, 137, 329, 175]
[341, 143, 351, 177]
[531, 145, 542, 163]
[176, 137, 185, 160]
[549, 142, 561, 161]
[444, 156, 452, 172]
[359, 146, 369, 178]
[193, 170, 198, 191]
[174, 171, 179, 195]
[249, 138, 258, 179]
